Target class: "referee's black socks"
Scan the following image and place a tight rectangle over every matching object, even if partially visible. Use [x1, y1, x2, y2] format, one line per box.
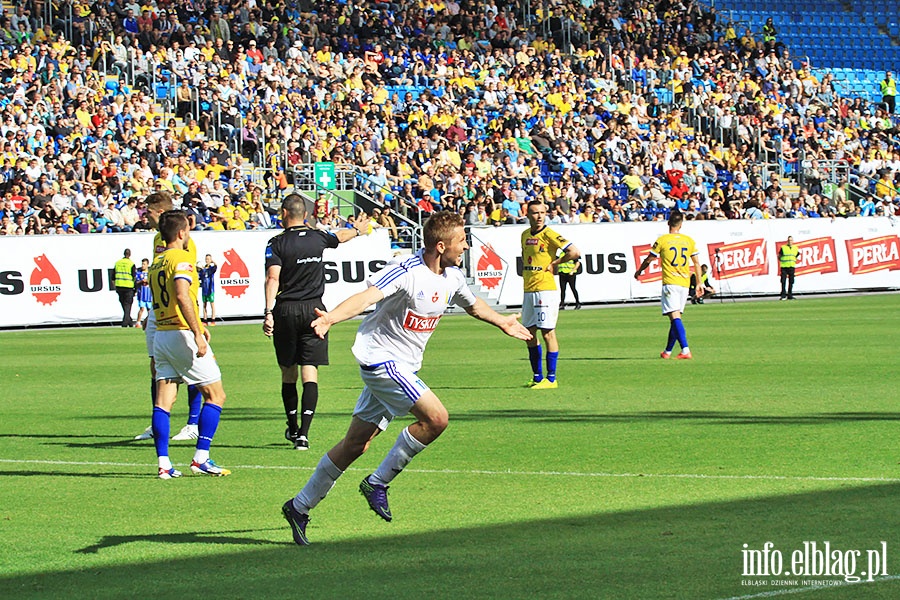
[282, 383, 299, 435]
[299, 382, 318, 439]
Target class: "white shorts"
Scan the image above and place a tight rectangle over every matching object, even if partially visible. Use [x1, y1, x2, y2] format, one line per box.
[145, 311, 157, 357]
[353, 361, 430, 431]
[522, 290, 560, 329]
[153, 329, 222, 387]
[661, 284, 689, 315]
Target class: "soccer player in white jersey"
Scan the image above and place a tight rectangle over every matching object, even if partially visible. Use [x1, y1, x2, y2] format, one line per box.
[281, 211, 532, 545]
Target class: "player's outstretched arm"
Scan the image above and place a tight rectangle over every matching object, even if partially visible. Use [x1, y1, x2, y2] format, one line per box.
[464, 297, 533, 341]
[311, 285, 385, 339]
[335, 214, 370, 242]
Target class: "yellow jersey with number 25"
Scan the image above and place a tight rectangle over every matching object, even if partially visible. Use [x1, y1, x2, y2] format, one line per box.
[650, 233, 698, 288]
[149, 248, 202, 332]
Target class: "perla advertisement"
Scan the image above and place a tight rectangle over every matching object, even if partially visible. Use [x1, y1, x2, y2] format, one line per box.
[468, 218, 900, 305]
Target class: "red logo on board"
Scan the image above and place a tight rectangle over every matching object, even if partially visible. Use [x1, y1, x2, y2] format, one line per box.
[707, 239, 769, 279]
[30, 254, 62, 305]
[475, 244, 504, 290]
[220, 249, 250, 298]
[845, 236, 900, 275]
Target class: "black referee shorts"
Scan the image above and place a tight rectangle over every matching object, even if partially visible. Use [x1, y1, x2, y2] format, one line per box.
[272, 300, 329, 367]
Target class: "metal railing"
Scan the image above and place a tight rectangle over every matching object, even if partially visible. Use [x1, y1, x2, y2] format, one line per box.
[286, 162, 425, 251]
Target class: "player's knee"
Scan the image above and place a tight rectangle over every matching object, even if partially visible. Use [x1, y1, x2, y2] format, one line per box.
[343, 436, 370, 457]
[203, 386, 226, 406]
[424, 406, 449, 435]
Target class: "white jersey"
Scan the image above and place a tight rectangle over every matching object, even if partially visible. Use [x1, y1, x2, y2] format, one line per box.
[351, 251, 477, 372]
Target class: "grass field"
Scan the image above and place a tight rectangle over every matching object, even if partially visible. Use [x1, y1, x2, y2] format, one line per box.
[1, 294, 899, 599]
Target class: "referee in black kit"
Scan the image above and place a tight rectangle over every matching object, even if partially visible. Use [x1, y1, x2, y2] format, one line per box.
[263, 194, 369, 450]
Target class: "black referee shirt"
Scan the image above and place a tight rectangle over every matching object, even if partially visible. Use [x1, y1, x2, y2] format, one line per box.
[265, 226, 340, 303]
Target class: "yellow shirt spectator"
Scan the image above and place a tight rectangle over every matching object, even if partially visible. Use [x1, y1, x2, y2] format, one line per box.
[180, 124, 203, 143]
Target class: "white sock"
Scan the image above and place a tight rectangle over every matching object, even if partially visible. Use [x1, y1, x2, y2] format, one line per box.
[193, 449, 209, 464]
[681, 346, 690, 354]
[158, 456, 172, 470]
[294, 453, 343, 514]
[370, 427, 427, 486]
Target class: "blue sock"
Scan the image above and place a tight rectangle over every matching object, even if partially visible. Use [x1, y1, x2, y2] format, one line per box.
[666, 322, 677, 353]
[673, 318, 689, 350]
[196, 403, 222, 452]
[186, 385, 202, 426]
[546, 351, 559, 382]
[528, 345, 543, 382]
[152, 407, 170, 459]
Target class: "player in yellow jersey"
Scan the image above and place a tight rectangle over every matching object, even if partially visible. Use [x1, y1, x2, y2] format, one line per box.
[134, 192, 204, 442]
[634, 211, 703, 359]
[149, 211, 231, 479]
[521, 200, 581, 389]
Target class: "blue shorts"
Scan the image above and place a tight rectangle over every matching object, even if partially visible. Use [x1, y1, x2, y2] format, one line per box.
[138, 299, 152, 310]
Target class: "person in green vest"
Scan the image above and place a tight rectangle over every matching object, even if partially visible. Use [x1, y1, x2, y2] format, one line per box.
[557, 256, 582, 310]
[881, 71, 896, 115]
[114, 248, 137, 327]
[689, 264, 716, 304]
[762, 17, 777, 45]
[779, 236, 799, 301]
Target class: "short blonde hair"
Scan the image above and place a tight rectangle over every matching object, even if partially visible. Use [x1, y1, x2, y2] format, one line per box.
[423, 210, 464, 250]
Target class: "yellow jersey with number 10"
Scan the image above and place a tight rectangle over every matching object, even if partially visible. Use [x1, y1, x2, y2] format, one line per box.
[650, 232, 698, 288]
[149, 248, 202, 332]
[521, 225, 571, 292]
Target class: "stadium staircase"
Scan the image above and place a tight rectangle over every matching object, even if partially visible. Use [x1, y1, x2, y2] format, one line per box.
[714, 0, 900, 75]
[780, 177, 801, 198]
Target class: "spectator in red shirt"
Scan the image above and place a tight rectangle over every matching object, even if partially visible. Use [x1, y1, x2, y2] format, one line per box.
[246, 40, 264, 64]
[7, 185, 27, 212]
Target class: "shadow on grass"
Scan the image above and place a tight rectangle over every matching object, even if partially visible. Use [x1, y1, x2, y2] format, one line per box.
[2, 483, 899, 599]
[41, 439, 304, 452]
[75, 527, 287, 554]
[449, 409, 900, 426]
[0, 470, 145, 480]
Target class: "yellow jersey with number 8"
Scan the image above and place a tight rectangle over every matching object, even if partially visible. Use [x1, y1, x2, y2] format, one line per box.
[650, 233, 698, 288]
[149, 248, 202, 331]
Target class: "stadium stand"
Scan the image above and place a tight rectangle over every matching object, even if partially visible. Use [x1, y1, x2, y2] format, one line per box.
[715, 0, 899, 71]
[0, 0, 897, 239]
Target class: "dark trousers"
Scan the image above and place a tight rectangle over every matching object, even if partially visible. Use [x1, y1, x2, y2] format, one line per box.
[885, 95, 896, 115]
[780, 267, 795, 299]
[559, 273, 580, 307]
[116, 287, 135, 326]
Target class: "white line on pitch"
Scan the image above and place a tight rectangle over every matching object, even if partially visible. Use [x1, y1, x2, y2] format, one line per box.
[715, 574, 900, 600]
[1, 458, 899, 484]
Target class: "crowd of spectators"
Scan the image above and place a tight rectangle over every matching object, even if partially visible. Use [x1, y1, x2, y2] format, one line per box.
[0, 0, 898, 238]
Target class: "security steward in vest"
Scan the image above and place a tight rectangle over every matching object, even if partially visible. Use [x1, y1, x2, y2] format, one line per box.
[115, 248, 137, 327]
[262, 194, 370, 450]
[881, 71, 896, 115]
[779, 236, 799, 301]
[557, 257, 581, 310]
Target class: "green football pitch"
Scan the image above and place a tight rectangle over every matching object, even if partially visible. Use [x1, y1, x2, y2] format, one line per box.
[1, 294, 898, 599]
